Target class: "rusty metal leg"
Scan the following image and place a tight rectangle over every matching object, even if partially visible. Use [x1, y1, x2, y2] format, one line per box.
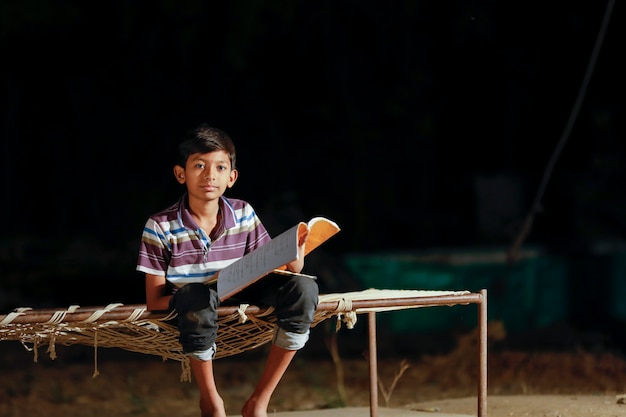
[478, 289, 488, 417]
[368, 311, 378, 417]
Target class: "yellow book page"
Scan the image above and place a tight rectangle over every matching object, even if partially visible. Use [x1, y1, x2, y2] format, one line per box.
[300, 217, 341, 256]
[275, 217, 340, 272]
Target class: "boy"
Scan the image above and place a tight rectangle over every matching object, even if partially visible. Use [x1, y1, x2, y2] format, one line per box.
[136, 124, 318, 417]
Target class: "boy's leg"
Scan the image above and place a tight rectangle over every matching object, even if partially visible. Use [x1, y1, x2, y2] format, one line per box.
[241, 275, 319, 417]
[241, 345, 296, 417]
[171, 283, 225, 417]
[190, 358, 226, 417]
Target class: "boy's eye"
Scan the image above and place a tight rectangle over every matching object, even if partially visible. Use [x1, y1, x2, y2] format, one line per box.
[217, 165, 227, 171]
[195, 163, 205, 169]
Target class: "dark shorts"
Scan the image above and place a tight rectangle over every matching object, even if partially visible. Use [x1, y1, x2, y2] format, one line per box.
[170, 274, 319, 354]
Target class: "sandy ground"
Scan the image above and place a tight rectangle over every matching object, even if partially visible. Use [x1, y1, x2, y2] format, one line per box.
[2, 332, 626, 417]
[406, 395, 626, 416]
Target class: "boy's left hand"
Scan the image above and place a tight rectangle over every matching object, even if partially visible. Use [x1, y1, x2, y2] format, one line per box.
[298, 226, 309, 247]
[287, 225, 308, 273]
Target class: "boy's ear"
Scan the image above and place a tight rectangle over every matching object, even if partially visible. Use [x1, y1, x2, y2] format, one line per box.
[173, 166, 186, 184]
[227, 168, 239, 188]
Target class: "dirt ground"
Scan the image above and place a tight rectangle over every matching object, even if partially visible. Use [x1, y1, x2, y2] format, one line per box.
[2, 321, 626, 417]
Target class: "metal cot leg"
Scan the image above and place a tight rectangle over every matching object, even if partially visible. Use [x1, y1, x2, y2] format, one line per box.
[478, 289, 488, 417]
[368, 311, 378, 417]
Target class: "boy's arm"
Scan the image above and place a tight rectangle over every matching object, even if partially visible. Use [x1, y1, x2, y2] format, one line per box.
[145, 274, 172, 311]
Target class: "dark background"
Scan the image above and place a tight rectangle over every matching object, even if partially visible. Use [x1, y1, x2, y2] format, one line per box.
[1, 1, 625, 342]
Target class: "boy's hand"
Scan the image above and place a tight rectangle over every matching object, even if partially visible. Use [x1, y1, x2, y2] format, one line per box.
[287, 225, 308, 273]
[297, 225, 309, 246]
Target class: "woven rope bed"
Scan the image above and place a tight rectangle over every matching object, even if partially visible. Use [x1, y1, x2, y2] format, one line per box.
[1, 288, 488, 417]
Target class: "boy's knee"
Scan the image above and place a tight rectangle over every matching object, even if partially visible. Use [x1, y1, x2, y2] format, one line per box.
[171, 283, 220, 354]
[298, 275, 319, 296]
[171, 283, 219, 313]
[275, 276, 319, 335]
[284, 275, 319, 305]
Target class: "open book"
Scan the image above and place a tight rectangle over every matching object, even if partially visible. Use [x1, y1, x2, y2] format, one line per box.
[217, 217, 340, 301]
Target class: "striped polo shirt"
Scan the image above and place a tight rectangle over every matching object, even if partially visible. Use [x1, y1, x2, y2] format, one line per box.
[136, 194, 271, 289]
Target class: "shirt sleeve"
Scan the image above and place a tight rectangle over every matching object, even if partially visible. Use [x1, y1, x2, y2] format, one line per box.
[136, 218, 170, 276]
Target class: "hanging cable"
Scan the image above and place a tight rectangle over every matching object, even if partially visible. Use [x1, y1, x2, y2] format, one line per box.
[508, 0, 616, 263]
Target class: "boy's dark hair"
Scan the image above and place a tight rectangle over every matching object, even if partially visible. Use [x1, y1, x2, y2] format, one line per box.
[177, 124, 237, 169]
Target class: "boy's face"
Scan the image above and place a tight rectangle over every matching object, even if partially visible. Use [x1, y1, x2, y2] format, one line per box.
[174, 150, 238, 201]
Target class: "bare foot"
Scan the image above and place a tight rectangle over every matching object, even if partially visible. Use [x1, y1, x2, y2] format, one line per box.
[241, 396, 268, 417]
[200, 395, 226, 417]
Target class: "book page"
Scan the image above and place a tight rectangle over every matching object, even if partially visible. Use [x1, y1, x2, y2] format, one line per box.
[217, 224, 299, 300]
[269, 268, 317, 280]
[217, 216, 340, 301]
[304, 217, 341, 256]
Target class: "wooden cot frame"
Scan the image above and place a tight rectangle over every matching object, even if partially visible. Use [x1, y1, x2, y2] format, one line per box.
[1, 289, 488, 417]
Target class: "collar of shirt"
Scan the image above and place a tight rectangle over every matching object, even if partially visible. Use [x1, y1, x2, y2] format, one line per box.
[175, 193, 238, 232]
